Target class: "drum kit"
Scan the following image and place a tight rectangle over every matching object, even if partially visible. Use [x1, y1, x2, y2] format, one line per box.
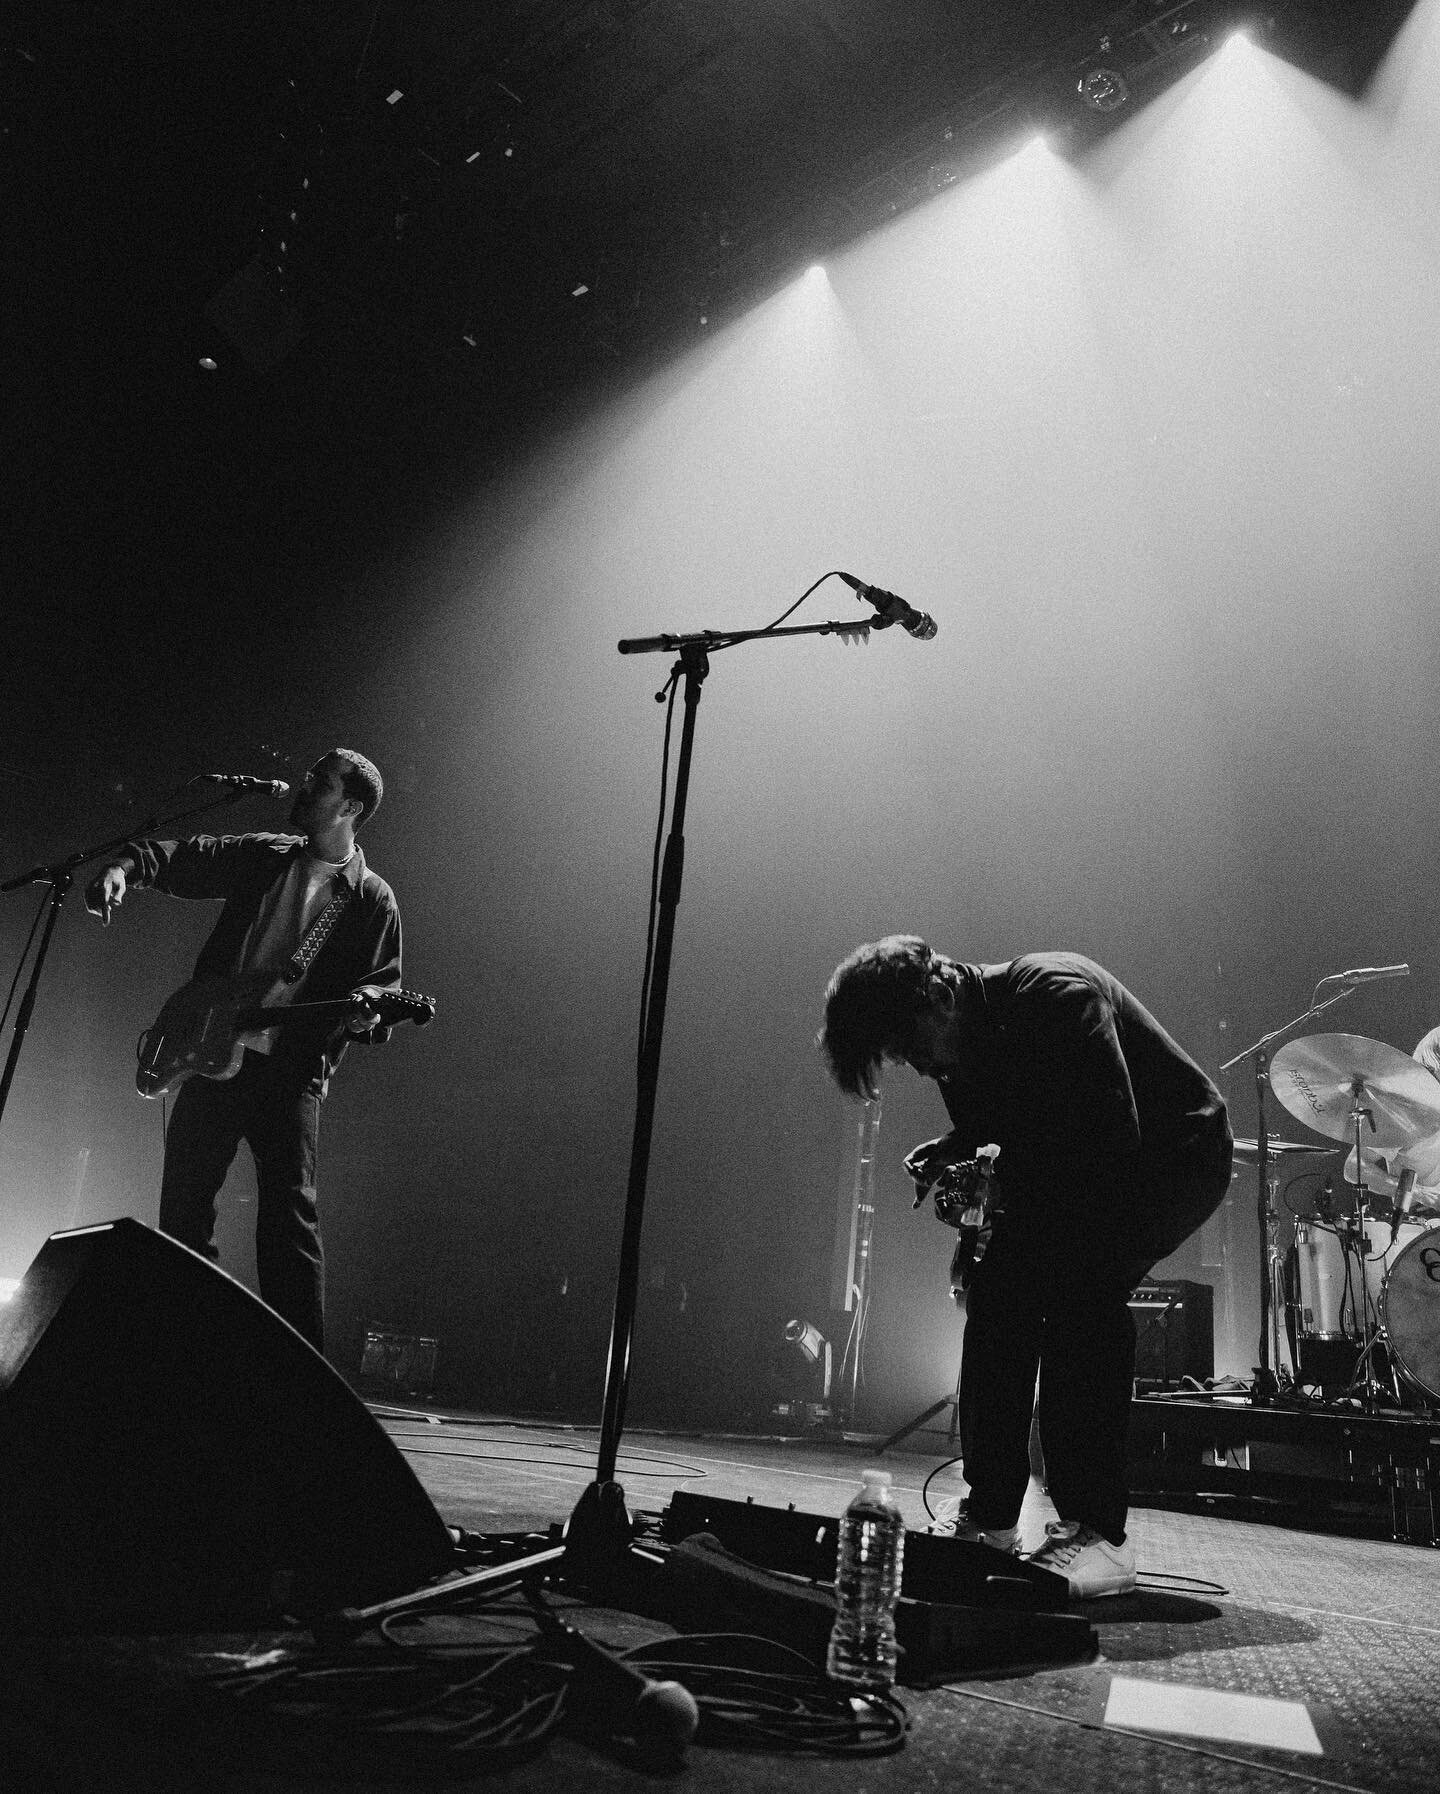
[1245, 1032, 1440, 1410]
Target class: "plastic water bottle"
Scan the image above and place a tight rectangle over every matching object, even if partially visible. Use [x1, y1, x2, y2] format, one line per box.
[826, 1467, 905, 1689]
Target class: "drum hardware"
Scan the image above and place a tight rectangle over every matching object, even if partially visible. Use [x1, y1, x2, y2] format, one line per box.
[1221, 991, 1376, 1406]
[1268, 1033, 1440, 1413]
[1231, 1138, 1337, 1162]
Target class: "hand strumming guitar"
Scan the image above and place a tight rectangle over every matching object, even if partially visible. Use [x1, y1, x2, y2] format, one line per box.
[908, 1143, 1001, 1298]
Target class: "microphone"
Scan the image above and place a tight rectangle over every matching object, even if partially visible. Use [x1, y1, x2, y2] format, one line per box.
[540, 1612, 699, 1754]
[1391, 1168, 1418, 1245]
[199, 774, 291, 795]
[1323, 963, 1410, 986]
[837, 572, 938, 641]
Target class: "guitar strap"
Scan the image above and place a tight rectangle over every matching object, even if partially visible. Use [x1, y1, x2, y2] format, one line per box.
[281, 880, 353, 985]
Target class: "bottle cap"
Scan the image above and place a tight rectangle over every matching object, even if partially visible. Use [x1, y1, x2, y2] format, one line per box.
[860, 1468, 893, 1487]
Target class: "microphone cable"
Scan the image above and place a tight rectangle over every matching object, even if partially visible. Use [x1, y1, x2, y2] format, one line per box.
[191, 1605, 908, 1771]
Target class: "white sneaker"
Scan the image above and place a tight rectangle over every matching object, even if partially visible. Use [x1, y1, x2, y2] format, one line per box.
[1026, 1520, 1136, 1597]
[931, 1496, 1020, 1553]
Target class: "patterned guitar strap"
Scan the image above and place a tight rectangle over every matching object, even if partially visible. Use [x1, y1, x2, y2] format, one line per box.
[281, 878, 353, 985]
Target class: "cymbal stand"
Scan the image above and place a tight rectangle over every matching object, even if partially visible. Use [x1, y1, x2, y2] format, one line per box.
[1220, 982, 1358, 1407]
[1260, 1156, 1292, 1393]
[1343, 1084, 1404, 1410]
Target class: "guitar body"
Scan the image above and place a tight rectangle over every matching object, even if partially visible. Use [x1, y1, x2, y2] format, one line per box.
[136, 976, 436, 1100]
[136, 974, 274, 1098]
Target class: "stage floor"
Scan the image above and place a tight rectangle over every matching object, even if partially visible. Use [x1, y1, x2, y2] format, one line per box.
[2, 1411, 1436, 1793]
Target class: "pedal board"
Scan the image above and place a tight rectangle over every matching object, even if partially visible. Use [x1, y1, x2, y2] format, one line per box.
[658, 1519, 1094, 1684]
[660, 1490, 1070, 1609]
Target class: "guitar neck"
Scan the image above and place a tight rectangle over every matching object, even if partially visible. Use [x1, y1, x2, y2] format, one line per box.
[237, 998, 368, 1027]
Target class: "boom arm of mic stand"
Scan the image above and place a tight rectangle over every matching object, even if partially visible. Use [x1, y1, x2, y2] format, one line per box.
[0, 784, 258, 1146]
[617, 619, 872, 654]
[1220, 984, 1357, 1406]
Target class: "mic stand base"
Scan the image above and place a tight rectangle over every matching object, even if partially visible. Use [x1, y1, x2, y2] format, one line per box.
[563, 1479, 638, 1597]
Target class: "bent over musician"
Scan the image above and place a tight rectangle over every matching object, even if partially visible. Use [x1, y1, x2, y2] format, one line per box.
[819, 937, 1232, 1597]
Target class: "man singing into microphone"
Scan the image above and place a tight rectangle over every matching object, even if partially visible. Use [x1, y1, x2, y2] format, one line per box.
[84, 750, 399, 1355]
[818, 938, 1232, 1598]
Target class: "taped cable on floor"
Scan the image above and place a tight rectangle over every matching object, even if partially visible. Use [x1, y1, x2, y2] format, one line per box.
[940, 1684, 1370, 1794]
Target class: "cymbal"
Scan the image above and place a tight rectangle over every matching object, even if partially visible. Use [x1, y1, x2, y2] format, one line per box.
[1270, 1033, 1440, 1149]
[1232, 1137, 1335, 1161]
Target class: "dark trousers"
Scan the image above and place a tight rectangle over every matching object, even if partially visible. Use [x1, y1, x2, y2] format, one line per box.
[958, 1134, 1231, 1544]
[159, 1051, 325, 1353]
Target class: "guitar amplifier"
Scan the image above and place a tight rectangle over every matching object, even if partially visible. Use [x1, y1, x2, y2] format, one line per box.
[1129, 1279, 1213, 1388]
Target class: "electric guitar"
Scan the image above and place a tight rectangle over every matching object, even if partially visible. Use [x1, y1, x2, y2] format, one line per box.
[135, 973, 436, 1099]
[931, 1146, 1000, 1298]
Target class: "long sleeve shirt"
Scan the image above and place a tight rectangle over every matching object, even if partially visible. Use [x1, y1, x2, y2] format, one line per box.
[123, 831, 401, 1095]
[936, 952, 1229, 1235]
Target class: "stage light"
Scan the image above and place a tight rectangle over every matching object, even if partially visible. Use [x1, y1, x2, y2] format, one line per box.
[770, 1319, 833, 1428]
[784, 1317, 827, 1364]
[1078, 66, 1131, 114]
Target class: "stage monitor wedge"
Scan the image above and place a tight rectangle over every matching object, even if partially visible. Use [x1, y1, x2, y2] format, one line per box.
[0, 1218, 456, 1633]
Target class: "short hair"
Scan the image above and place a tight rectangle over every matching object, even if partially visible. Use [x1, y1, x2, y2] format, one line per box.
[331, 748, 384, 827]
[818, 934, 939, 1099]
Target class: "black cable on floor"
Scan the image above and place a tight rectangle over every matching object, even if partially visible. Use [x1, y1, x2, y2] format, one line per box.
[621, 1632, 908, 1757]
[191, 1616, 908, 1769]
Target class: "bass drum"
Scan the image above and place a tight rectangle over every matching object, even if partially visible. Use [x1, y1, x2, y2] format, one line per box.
[1364, 1219, 1431, 1317]
[1379, 1224, 1440, 1403]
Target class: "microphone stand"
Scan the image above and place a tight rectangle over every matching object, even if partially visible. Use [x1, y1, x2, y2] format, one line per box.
[1220, 982, 1358, 1406]
[0, 786, 251, 1144]
[305, 614, 879, 1641]
[565, 615, 872, 1588]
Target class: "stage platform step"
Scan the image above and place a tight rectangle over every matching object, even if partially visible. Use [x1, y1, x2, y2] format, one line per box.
[1129, 1394, 1440, 1546]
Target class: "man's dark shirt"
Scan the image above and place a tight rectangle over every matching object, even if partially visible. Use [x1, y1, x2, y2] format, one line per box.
[123, 831, 401, 1095]
[936, 952, 1230, 1236]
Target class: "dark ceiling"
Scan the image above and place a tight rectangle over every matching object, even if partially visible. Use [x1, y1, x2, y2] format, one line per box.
[0, 0, 1419, 785]
[6, 2, 1418, 454]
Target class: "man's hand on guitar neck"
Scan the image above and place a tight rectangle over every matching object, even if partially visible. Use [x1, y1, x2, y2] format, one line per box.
[84, 861, 133, 927]
[344, 985, 387, 1036]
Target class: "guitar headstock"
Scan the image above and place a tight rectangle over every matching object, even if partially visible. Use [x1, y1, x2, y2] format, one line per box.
[373, 988, 437, 1027]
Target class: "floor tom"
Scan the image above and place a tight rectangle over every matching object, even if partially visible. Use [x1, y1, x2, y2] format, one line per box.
[1292, 1221, 1356, 1341]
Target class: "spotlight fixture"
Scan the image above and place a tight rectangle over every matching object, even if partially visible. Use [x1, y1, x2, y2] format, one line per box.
[1077, 65, 1130, 113]
[784, 1318, 827, 1365]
